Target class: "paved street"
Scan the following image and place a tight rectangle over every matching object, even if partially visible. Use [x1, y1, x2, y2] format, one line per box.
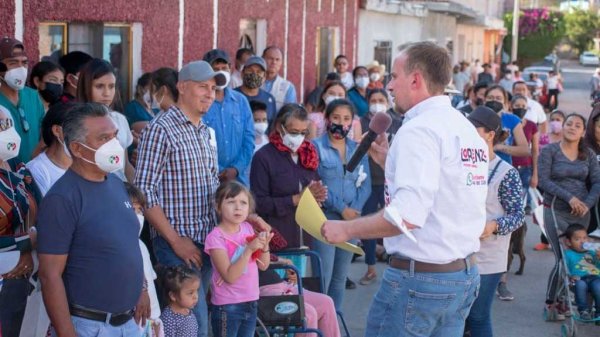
[341, 59, 599, 337]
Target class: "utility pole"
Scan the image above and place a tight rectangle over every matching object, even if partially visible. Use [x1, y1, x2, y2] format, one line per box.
[512, 0, 520, 62]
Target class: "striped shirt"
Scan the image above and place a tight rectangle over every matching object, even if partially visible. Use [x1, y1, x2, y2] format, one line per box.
[134, 106, 219, 243]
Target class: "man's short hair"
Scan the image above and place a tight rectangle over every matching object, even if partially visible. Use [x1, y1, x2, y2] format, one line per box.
[401, 42, 452, 95]
[62, 102, 109, 149]
[249, 100, 268, 113]
[512, 80, 528, 90]
[236, 48, 253, 61]
[473, 82, 489, 94]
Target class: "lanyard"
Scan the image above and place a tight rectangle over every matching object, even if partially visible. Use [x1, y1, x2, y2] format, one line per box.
[488, 160, 502, 184]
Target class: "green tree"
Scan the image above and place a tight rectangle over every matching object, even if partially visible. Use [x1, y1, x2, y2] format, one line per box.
[564, 9, 600, 53]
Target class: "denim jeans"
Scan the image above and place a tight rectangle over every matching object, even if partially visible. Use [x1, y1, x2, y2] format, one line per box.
[364, 263, 480, 337]
[153, 236, 212, 337]
[312, 238, 354, 312]
[210, 301, 257, 337]
[573, 275, 600, 312]
[466, 272, 503, 337]
[0, 278, 30, 337]
[362, 185, 385, 266]
[516, 166, 532, 207]
[51, 316, 140, 337]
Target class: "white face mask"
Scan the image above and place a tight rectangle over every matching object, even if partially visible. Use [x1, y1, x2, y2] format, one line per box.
[254, 122, 268, 135]
[3, 67, 27, 91]
[136, 213, 144, 236]
[281, 126, 305, 153]
[355, 76, 369, 89]
[216, 70, 231, 90]
[142, 91, 152, 107]
[77, 138, 125, 173]
[369, 103, 387, 114]
[0, 127, 21, 161]
[369, 73, 381, 82]
[324, 95, 342, 106]
[58, 139, 72, 158]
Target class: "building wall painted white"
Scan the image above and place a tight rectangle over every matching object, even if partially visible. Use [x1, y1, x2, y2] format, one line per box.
[456, 23, 485, 63]
[357, 9, 422, 66]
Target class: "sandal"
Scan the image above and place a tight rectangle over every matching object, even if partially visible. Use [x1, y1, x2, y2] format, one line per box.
[359, 271, 377, 285]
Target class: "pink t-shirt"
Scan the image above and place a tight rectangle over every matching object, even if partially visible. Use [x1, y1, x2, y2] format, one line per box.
[204, 222, 259, 305]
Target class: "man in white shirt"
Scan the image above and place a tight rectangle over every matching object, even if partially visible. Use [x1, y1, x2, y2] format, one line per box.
[261, 46, 297, 112]
[513, 81, 548, 134]
[322, 42, 488, 337]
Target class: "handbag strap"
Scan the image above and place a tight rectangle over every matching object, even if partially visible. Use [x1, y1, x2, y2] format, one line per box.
[488, 160, 502, 184]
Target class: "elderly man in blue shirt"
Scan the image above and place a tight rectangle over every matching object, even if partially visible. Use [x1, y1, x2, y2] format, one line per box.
[202, 49, 255, 185]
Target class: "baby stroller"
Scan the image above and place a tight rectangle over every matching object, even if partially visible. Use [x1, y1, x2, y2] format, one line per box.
[544, 197, 600, 336]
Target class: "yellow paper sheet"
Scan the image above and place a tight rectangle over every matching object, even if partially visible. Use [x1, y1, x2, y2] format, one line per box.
[295, 189, 365, 256]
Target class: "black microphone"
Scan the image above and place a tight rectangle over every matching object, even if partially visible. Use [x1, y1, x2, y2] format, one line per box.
[346, 112, 392, 172]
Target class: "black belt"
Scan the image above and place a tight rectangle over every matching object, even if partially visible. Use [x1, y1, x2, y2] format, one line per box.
[69, 304, 134, 327]
[389, 256, 475, 273]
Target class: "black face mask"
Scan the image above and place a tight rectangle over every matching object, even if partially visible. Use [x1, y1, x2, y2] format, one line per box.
[512, 108, 527, 119]
[39, 82, 63, 104]
[485, 100, 504, 113]
[475, 98, 484, 106]
[327, 122, 351, 139]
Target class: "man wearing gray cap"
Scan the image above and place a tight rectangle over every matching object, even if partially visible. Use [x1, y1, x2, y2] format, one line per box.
[234, 55, 277, 124]
[134, 60, 226, 337]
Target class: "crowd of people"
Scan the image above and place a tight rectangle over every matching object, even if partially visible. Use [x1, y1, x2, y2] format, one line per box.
[0, 34, 599, 337]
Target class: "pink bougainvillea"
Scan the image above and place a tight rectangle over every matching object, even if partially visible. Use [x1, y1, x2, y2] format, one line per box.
[518, 8, 564, 37]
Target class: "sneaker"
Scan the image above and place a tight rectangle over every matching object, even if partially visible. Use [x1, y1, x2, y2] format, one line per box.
[544, 304, 566, 321]
[345, 277, 356, 290]
[579, 309, 592, 321]
[534, 243, 550, 251]
[496, 282, 515, 301]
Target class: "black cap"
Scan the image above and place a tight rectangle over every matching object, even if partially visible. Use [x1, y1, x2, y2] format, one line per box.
[468, 106, 502, 133]
[203, 49, 230, 65]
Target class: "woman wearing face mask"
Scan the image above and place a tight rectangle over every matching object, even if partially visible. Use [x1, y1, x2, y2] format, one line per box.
[511, 94, 540, 194]
[26, 103, 74, 196]
[484, 85, 530, 165]
[308, 81, 346, 140]
[366, 62, 385, 90]
[539, 113, 600, 321]
[124, 72, 155, 131]
[464, 106, 524, 337]
[150, 67, 178, 114]
[357, 89, 402, 285]
[250, 104, 327, 251]
[0, 106, 40, 337]
[347, 66, 370, 118]
[77, 58, 135, 182]
[250, 100, 270, 153]
[312, 99, 371, 311]
[29, 61, 64, 111]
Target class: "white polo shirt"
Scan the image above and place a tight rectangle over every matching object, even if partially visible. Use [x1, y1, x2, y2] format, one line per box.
[524, 97, 547, 125]
[383, 95, 488, 264]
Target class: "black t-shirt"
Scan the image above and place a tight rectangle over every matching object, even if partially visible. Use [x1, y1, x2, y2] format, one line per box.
[37, 169, 143, 313]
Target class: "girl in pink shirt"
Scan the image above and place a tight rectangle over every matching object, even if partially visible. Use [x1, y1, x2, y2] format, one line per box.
[204, 181, 273, 337]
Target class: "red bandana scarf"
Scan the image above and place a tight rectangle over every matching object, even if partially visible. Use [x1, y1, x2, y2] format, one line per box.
[268, 132, 319, 171]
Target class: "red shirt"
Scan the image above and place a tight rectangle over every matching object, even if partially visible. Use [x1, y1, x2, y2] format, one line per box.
[512, 120, 538, 167]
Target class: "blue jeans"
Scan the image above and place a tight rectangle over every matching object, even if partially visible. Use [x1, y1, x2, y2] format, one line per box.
[517, 166, 532, 207]
[0, 278, 30, 337]
[466, 272, 503, 337]
[51, 316, 140, 337]
[362, 185, 385, 266]
[312, 238, 354, 312]
[574, 275, 600, 312]
[153, 236, 212, 337]
[210, 301, 257, 337]
[365, 263, 480, 337]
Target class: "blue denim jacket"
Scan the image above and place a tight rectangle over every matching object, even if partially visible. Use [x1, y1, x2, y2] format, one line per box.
[313, 134, 371, 218]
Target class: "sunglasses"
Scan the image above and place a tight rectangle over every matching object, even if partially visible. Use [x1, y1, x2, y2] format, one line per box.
[17, 108, 30, 133]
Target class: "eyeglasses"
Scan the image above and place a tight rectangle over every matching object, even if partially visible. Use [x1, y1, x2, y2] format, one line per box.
[0, 118, 13, 131]
[17, 108, 30, 133]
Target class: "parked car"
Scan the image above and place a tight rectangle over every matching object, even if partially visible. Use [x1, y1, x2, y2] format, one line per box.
[522, 66, 552, 83]
[580, 51, 600, 66]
